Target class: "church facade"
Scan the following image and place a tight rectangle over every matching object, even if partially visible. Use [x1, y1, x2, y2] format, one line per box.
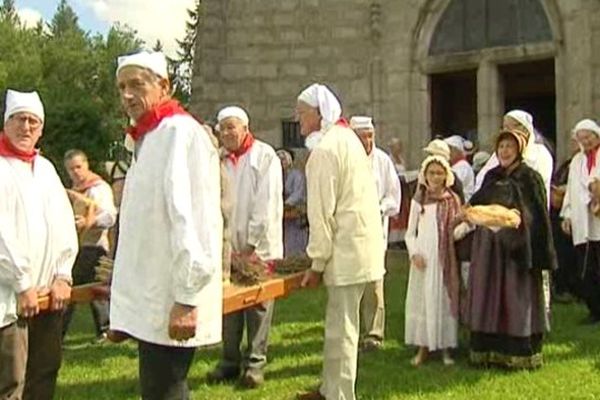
[191, 0, 600, 165]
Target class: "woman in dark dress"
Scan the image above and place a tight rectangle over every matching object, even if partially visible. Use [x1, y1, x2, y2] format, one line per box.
[466, 129, 557, 369]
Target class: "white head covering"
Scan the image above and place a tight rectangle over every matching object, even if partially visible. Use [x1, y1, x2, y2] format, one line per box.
[217, 106, 250, 126]
[505, 110, 534, 138]
[418, 155, 455, 188]
[349, 116, 374, 131]
[4, 89, 44, 123]
[572, 118, 600, 138]
[297, 83, 342, 131]
[423, 139, 451, 161]
[444, 135, 465, 152]
[463, 139, 475, 154]
[116, 51, 169, 79]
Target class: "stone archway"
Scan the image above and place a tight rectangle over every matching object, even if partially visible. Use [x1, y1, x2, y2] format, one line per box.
[408, 0, 565, 154]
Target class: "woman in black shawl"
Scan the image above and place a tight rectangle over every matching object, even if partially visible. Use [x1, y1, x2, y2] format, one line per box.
[466, 129, 557, 369]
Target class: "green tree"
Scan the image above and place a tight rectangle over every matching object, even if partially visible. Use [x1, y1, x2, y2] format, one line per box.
[0, 0, 18, 25]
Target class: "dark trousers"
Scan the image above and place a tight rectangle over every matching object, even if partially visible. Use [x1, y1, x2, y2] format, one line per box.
[0, 312, 63, 400]
[575, 242, 600, 318]
[138, 341, 196, 400]
[550, 210, 579, 296]
[62, 246, 110, 338]
[220, 300, 274, 372]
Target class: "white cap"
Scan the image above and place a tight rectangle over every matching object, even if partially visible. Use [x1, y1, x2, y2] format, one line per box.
[572, 118, 600, 137]
[444, 135, 465, 151]
[297, 83, 342, 131]
[463, 139, 474, 153]
[505, 110, 534, 138]
[423, 139, 450, 161]
[217, 106, 249, 126]
[117, 51, 169, 79]
[349, 116, 374, 131]
[472, 151, 491, 168]
[4, 89, 44, 123]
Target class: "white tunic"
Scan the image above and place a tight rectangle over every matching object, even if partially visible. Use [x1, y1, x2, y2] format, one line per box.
[306, 124, 385, 286]
[223, 140, 283, 261]
[110, 114, 223, 347]
[452, 159, 475, 202]
[80, 180, 117, 251]
[404, 200, 457, 350]
[560, 151, 600, 246]
[0, 156, 78, 328]
[370, 147, 402, 245]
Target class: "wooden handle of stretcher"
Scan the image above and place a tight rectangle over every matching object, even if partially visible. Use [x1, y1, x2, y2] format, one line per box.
[37, 282, 109, 311]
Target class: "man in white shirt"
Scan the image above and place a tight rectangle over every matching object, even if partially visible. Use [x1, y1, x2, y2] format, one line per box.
[444, 135, 475, 201]
[350, 116, 401, 351]
[109, 51, 223, 400]
[0, 89, 78, 400]
[297, 85, 385, 400]
[207, 106, 283, 388]
[62, 149, 117, 342]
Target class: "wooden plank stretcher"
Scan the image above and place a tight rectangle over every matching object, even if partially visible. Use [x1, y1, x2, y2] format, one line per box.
[37, 272, 306, 315]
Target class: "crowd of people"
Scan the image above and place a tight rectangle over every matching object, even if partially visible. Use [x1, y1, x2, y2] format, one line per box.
[0, 49, 599, 400]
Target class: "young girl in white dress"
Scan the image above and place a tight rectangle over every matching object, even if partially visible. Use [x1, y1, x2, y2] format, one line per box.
[404, 155, 462, 366]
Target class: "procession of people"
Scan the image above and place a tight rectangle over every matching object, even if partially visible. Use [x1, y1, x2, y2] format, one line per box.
[1, 49, 599, 400]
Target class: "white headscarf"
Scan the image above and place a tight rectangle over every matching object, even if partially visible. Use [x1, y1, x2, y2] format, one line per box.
[117, 51, 169, 79]
[444, 135, 465, 152]
[572, 118, 600, 139]
[297, 83, 342, 132]
[505, 110, 534, 139]
[349, 116, 374, 131]
[418, 155, 455, 188]
[4, 89, 45, 123]
[217, 106, 250, 126]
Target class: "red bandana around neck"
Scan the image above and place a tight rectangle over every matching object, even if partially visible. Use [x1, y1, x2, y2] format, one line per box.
[335, 117, 349, 128]
[227, 133, 255, 166]
[586, 146, 599, 173]
[0, 132, 38, 165]
[126, 100, 188, 142]
[72, 172, 103, 193]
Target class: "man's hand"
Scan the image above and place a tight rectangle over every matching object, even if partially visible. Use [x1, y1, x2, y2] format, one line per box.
[168, 303, 197, 341]
[49, 278, 71, 311]
[411, 254, 426, 270]
[18, 287, 39, 318]
[301, 269, 322, 288]
[561, 218, 572, 236]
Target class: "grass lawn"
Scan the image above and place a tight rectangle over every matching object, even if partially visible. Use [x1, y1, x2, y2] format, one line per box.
[58, 251, 600, 399]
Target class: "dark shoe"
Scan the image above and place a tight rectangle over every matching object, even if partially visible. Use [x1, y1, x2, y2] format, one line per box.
[241, 368, 264, 389]
[93, 332, 108, 345]
[360, 337, 382, 352]
[206, 366, 240, 384]
[296, 390, 325, 400]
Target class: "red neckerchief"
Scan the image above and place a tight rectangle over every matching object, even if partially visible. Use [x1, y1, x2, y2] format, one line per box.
[226, 133, 255, 166]
[126, 100, 188, 142]
[0, 132, 38, 165]
[586, 146, 600, 174]
[72, 172, 103, 193]
[452, 155, 468, 166]
[335, 117, 349, 128]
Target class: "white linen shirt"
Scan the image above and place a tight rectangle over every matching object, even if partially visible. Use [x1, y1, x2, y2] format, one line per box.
[306, 124, 385, 286]
[223, 139, 283, 261]
[370, 147, 402, 245]
[0, 156, 78, 328]
[560, 151, 600, 246]
[110, 114, 223, 347]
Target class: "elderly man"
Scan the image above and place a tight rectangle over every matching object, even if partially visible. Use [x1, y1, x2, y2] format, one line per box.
[109, 51, 223, 400]
[444, 135, 475, 201]
[207, 106, 283, 388]
[62, 149, 116, 341]
[297, 84, 385, 400]
[0, 89, 78, 400]
[350, 116, 401, 351]
[561, 119, 600, 323]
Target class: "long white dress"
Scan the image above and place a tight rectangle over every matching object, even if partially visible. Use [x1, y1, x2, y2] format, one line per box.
[404, 200, 457, 350]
